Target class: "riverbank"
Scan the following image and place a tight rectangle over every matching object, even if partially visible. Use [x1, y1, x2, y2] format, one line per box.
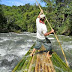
[0, 4, 72, 36]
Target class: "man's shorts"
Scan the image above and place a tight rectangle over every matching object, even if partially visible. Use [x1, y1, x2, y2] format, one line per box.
[34, 37, 52, 51]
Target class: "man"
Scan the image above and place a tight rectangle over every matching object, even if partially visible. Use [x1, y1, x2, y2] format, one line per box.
[30, 10, 54, 57]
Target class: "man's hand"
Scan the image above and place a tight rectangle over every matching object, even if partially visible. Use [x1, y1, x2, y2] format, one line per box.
[44, 29, 54, 36]
[38, 9, 43, 18]
[41, 9, 43, 14]
[51, 29, 54, 33]
[40, 9, 43, 15]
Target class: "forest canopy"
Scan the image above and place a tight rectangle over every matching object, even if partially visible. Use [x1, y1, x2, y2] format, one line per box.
[0, 0, 72, 35]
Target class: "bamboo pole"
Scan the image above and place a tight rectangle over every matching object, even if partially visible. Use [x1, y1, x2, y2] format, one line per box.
[28, 56, 35, 72]
[35, 54, 39, 72]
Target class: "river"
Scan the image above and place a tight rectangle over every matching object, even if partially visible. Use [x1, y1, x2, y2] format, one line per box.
[0, 32, 72, 72]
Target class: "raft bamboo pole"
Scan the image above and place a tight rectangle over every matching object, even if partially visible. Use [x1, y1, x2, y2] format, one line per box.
[35, 54, 39, 72]
[47, 57, 55, 72]
[28, 55, 35, 72]
[36, 0, 69, 67]
[44, 54, 48, 72]
[38, 55, 41, 72]
[45, 55, 48, 72]
[42, 55, 44, 72]
[46, 56, 52, 72]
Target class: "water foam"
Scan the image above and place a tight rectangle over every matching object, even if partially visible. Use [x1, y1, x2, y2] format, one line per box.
[0, 49, 6, 56]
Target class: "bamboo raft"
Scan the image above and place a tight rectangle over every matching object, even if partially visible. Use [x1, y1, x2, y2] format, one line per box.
[12, 44, 72, 72]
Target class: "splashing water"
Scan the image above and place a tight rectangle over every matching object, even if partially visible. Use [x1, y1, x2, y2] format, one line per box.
[0, 32, 72, 72]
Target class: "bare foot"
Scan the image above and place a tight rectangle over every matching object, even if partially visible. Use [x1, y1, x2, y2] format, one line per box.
[47, 51, 52, 58]
[47, 53, 52, 58]
[30, 48, 36, 57]
[30, 53, 33, 57]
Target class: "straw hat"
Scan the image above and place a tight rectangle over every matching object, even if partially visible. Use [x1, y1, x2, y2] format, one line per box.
[40, 14, 45, 19]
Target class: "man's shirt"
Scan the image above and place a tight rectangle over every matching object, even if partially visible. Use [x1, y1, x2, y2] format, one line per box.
[36, 18, 47, 40]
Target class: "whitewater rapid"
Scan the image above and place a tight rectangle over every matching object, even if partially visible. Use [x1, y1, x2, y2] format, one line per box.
[0, 32, 72, 72]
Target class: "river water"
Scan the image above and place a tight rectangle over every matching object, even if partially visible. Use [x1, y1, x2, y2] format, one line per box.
[0, 32, 72, 72]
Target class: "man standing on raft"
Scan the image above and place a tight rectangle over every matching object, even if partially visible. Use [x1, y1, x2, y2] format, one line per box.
[30, 10, 54, 57]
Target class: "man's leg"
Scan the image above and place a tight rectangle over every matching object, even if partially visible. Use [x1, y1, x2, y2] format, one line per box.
[30, 48, 36, 56]
[47, 51, 52, 57]
[30, 39, 42, 56]
[43, 42, 52, 57]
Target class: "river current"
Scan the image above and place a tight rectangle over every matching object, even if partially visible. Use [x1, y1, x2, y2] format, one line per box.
[0, 32, 72, 72]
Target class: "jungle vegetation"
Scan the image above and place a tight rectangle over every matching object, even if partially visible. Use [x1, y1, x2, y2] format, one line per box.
[0, 0, 72, 35]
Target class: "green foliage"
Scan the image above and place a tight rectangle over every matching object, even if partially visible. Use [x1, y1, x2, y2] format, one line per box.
[41, 0, 72, 35]
[0, 4, 39, 33]
[0, 5, 8, 32]
[0, 0, 72, 35]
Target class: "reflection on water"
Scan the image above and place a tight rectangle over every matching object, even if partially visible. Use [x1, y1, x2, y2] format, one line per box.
[0, 32, 72, 72]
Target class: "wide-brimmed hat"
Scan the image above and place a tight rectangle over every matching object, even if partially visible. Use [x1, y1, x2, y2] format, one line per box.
[40, 14, 45, 19]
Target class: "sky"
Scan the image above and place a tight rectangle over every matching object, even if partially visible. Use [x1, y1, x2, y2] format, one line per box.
[0, 0, 46, 7]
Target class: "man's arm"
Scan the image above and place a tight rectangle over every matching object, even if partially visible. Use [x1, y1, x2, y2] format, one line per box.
[38, 9, 43, 18]
[44, 29, 54, 36]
